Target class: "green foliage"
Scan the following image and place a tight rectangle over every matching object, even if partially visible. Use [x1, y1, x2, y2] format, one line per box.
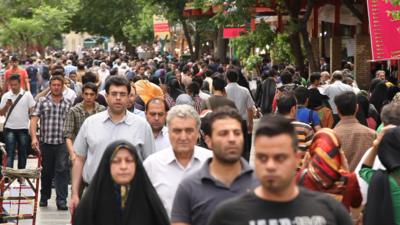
[0, 0, 76, 52]
[271, 33, 294, 64]
[230, 22, 274, 61]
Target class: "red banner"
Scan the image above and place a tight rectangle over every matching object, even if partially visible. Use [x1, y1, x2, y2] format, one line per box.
[367, 0, 400, 61]
[223, 27, 245, 39]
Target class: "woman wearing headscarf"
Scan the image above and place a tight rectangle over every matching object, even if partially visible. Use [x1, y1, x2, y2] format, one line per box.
[308, 88, 333, 128]
[72, 140, 169, 225]
[360, 125, 400, 225]
[165, 78, 185, 108]
[297, 128, 362, 210]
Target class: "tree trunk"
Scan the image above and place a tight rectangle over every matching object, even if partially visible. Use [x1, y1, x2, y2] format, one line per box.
[300, 0, 318, 74]
[288, 32, 305, 74]
[180, 17, 194, 59]
[194, 30, 201, 60]
[216, 26, 228, 64]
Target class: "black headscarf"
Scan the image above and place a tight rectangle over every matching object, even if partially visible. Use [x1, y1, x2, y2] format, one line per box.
[364, 127, 400, 225]
[259, 77, 276, 114]
[72, 140, 169, 225]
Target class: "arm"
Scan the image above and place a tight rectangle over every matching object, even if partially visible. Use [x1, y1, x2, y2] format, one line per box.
[0, 99, 12, 116]
[362, 125, 396, 167]
[70, 154, 85, 215]
[246, 107, 254, 134]
[29, 116, 40, 151]
[65, 138, 76, 159]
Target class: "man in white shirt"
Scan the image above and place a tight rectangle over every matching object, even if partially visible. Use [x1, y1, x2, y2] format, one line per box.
[321, 70, 353, 125]
[145, 97, 171, 151]
[144, 105, 212, 217]
[0, 74, 35, 168]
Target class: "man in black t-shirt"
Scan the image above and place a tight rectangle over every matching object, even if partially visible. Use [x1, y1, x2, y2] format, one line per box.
[208, 114, 353, 225]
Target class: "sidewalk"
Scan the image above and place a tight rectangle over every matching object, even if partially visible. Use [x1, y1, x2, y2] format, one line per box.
[2, 158, 70, 225]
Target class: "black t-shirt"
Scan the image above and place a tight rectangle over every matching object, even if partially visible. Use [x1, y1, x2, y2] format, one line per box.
[208, 188, 352, 225]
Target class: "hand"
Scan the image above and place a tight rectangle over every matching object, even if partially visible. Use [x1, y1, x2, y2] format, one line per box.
[373, 125, 396, 149]
[69, 194, 80, 215]
[5, 99, 12, 107]
[31, 138, 40, 152]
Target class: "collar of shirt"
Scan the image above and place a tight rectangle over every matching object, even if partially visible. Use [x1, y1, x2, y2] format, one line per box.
[337, 117, 359, 125]
[155, 126, 168, 139]
[199, 158, 253, 185]
[45, 94, 65, 102]
[100, 110, 134, 125]
[9, 89, 23, 97]
[163, 146, 203, 167]
[76, 102, 103, 115]
[226, 82, 238, 88]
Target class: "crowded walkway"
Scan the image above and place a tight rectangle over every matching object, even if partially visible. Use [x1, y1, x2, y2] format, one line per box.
[0, 49, 399, 225]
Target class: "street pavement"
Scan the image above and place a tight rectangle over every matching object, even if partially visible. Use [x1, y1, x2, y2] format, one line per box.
[2, 159, 70, 225]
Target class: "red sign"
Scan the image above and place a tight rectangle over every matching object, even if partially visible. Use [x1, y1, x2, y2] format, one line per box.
[223, 27, 245, 39]
[367, 0, 400, 61]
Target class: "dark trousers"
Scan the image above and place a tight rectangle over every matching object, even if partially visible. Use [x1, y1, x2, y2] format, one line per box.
[4, 128, 29, 169]
[241, 120, 252, 161]
[40, 143, 69, 204]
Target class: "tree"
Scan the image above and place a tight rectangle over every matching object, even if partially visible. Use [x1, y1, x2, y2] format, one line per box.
[0, 0, 76, 55]
[70, 0, 149, 54]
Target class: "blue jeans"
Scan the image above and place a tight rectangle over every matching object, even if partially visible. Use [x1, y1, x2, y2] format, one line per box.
[4, 128, 29, 169]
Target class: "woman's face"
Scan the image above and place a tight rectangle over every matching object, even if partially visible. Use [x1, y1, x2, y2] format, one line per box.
[110, 148, 136, 185]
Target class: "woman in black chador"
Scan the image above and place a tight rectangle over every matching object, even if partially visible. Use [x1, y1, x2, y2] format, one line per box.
[72, 140, 169, 225]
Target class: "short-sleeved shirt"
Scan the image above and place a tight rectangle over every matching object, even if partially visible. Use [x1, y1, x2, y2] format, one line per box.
[31, 95, 72, 144]
[171, 158, 259, 225]
[321, 81, 354, 114]
[359, 166, 400, 224]
[143, 146, 212, 217]
[63, 102, 106, 140]
[4, 67, 28, 90]
[208, 188, 353, 225]
[73, 110, 155, 183]
[0, 89, 35, 129]
[296, 106, 320, 127]
[225, 83, 255, 121]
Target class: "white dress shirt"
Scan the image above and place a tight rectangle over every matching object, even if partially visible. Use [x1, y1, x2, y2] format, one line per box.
[154, 126, 171, 151]
[143, 146, 212, 217]
[321, 81, 354, 114]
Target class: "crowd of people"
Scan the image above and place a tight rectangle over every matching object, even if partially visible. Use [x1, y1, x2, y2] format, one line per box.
[0, 49, 399, 225]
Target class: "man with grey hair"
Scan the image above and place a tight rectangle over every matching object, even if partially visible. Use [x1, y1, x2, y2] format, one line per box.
[143, 104, 212, 217]
[375, 70, 386, 81]
[64, 59, 77, 77]
[321, 70, 354, 125]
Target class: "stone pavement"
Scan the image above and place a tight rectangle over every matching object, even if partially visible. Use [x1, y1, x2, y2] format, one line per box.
[2, 158, 70, 225]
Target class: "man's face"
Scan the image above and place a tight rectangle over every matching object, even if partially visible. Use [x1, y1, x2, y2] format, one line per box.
[138, 66, 145, 75]
[82, 88, 97, 106]
[106, 85, 129, 114]
[127, 87, 137, 109]
[9, 79, 20, 94]
[10, 60, 18, 68]
[168, 117, 199, 155]
[377, 72, 386, 80]
[146, 101, 167, 133]
[50, 80, 63, 97]
[205, 118, 243, 164]
[69, 73, 77, 82]
[254, 134, 298, 194]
